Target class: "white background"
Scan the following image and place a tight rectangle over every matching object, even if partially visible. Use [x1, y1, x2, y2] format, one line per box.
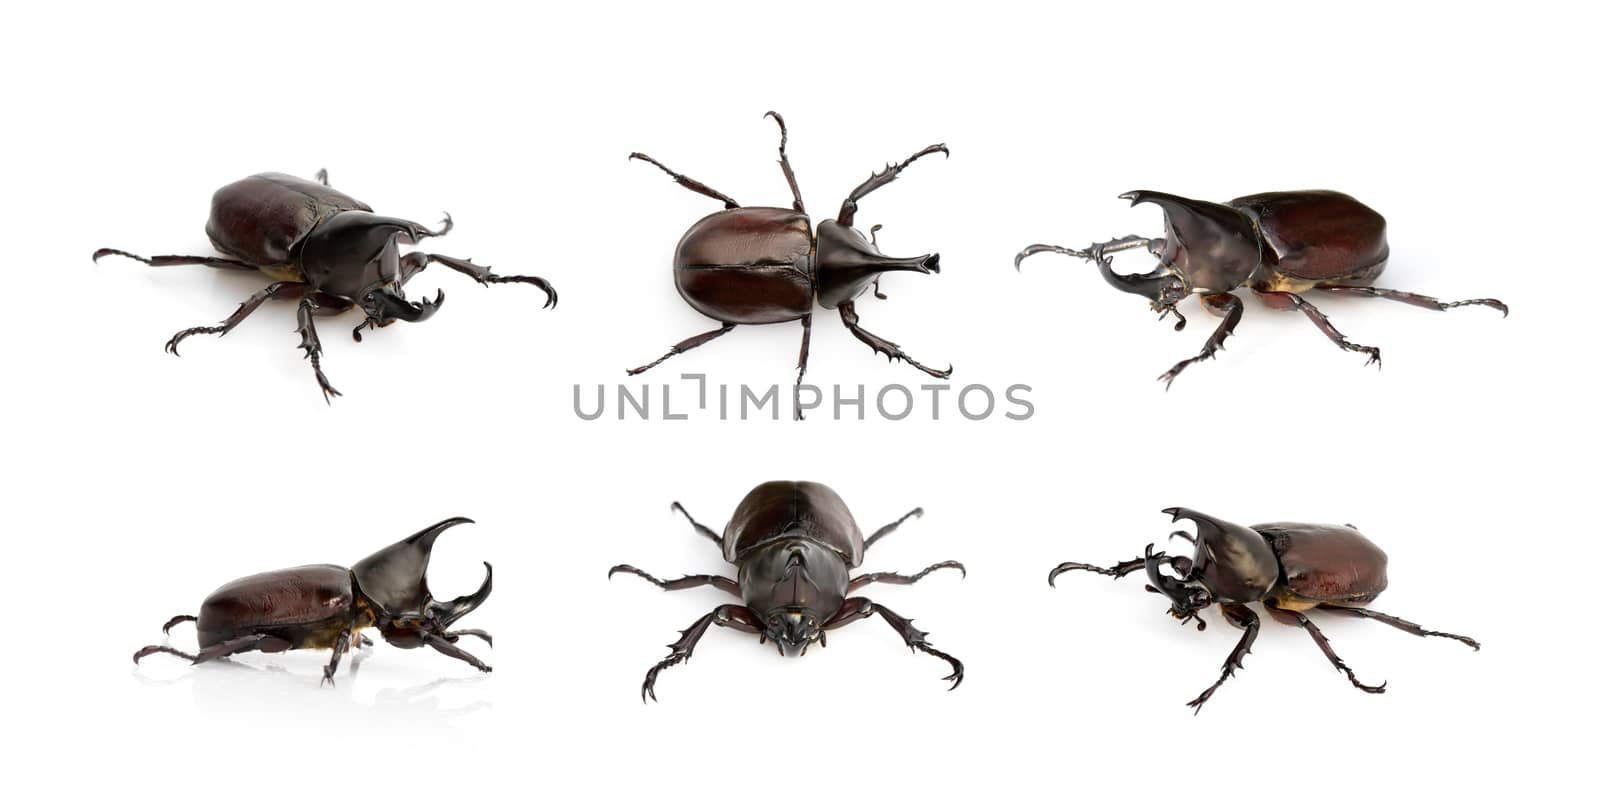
[4, 1, 1594, 791]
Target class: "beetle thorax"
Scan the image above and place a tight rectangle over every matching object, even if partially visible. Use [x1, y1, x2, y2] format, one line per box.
[737, 537, 848, 653]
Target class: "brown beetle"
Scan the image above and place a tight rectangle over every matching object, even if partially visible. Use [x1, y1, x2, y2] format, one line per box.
[1050, 507, 1479, 713]
[628, 113, 950, 409]
[610, 481, 965, 701]
[133, 518, 492, 684]
[95, 170, 557, 401]
[1016, 190, 1507, 386]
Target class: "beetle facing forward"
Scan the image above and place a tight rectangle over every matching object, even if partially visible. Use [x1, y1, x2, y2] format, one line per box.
[1015, 190, 1507, 386]
[611, 480, 966, 701]
[1050, 507, 1478, 713]
[95, 170, 557, 401]
[134, 517, 493, 683]
[628, 113, 951, 412]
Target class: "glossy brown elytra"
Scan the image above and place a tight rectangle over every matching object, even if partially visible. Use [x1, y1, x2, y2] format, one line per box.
[95, 170, 557, 401]
[610, 481, 966, 701]
[133, 518, 493, 684]
[628, 113, 951, 418]
[1016, 190, 1507, 386]
[1050, 508, 1479, 713]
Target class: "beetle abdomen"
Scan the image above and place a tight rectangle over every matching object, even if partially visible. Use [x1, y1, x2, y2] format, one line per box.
[204, 173, 372, 267]
[724, 480, 864, 567]
[1255, 522, 1389, 605]
[196, 564, 355, 646]
[673, 208, 813, 324]
[1230, 191, 1388, 285]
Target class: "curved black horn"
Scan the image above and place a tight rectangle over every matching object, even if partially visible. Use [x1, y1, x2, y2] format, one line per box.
[351, 517, 475, 615]
[432, 562, 493, 627]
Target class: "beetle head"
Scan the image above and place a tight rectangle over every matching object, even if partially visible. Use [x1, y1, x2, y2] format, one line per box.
[1144, 544, 1212, 628]
[1120, 191, 1260, 296]
[300, 211, 446, 328]
[739, 539, 848, 657]
[350, 517, 493, 648]
[814, 219, 940, 310]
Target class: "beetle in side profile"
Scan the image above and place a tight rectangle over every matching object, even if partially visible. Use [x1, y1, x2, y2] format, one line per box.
[1015, 190, 1507, 386]
[134, 517, 493, 684]
[628, 112, 951, 413]
[95, 170, 557, 401]
[610, 480, 965, 701]
[1050, 507, 1478, 713]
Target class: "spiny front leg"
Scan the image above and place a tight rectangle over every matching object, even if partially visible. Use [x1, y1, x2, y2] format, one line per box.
[838, 300, 951, 378]
[1187, 603, 1260, 714]
[1158, 293, 1243, 389]
[608, 564, 740, 596]
[848, 560, 965, 592]
[640, 604, 761, 702]
[421, 630, 492, 673]
[417, 252, 557, 309]
[837, 143, 948, 227]
[295, 296, 342, 403]
[1048, 556, 1150, 586]
[1013, 235, 1162, 270]
[824, 597, 964, 690]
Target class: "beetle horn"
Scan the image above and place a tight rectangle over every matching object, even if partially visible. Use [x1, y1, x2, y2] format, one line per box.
[368, 288, 445, 323]
[351, 517, 475, 616]
[1120, 190, 1260, 275]
[815, 219, 940, 309]
[430, 562, 493, 628]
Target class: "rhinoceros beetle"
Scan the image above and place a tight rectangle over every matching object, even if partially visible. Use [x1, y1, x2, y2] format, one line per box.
[610, 480, 965, 701]
[134, 517, 492, 683]
[1015, 190, 1507, 386]
[95, 170, 557, 401]
[1050, 507, 1478, 713]
[628, 113, 951, 411]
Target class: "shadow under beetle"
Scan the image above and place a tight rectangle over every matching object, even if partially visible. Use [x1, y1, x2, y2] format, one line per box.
[1050, 507, 1478, 713]
[1015, 190, 1507, 386]
[95, 169, 557, 401]
[134, 518, 493, 683]
[610, 480, 966, 701]
[628, 112, 951, 417]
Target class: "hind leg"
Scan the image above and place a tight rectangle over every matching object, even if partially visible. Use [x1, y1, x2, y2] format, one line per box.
[1316, 285, 1507, 316]
[133, 633, 291, 666]
[93, 248, 256, 271]
[628, 324, 736, 376]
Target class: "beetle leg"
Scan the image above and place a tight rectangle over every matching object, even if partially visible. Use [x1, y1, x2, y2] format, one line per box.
[1260, 290, 1382, 368]
[1319, 605, 1480, 650]
[314, 168, 330, 186]
[1157, 293, 1242, 389]
[444, 628, 492, 646]
[295, 296, 342, 403]
[414, 252, 557, 309]
[419, 630, 492, 674]
[133, 633, 291, 667]
[640, 604, 761, 702]
[824, 597, 963, 689]
[1186, 603, 1260, 714]
[628, 152, 740, 210]
[838, 300, 952, 378]
[608, 564, 741, 596]
[322, 629, 352, 686]
[1315, 285, 1507, 317]
[863, 507, 925, 551]
[794, 314, 813, 420]
[764, 111, 805, 213]
[848, 560, 965, 593]
[1048, 556, 1148, 586]
[836, 143, 948, 228]
[1265, 604, 1386, 694]
[669, 501, 723, 547]
[627, 323, 736, 376]
[160, 615, 196, 634]
[163, 281, 308, 356]
[92, 248, 256, 271]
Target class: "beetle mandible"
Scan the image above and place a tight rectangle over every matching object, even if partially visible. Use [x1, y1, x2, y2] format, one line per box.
[628, 112, 951, 414]
[133, 517, 493, 683]
[610, 480, 966, 701]
[1015, 190, 1507, 386]
[1050, 507, 1479, 713]
[95, 169, 558, 401]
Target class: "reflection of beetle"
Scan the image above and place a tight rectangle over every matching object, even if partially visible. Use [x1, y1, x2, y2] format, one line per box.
[628, 113, 950, 415]
[1050, 507, 1478, 713]
[95, 170, 556, 401]
[610, 481, 965, 701]
[134, 518, 492, 684]
[1016, 190, 1506, 386]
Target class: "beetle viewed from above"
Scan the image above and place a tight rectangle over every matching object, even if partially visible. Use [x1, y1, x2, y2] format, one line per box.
[95, 170, 557, 401]
[628, 112, 951, 417]
[610, 480, 966, 701]
[134, 517, 493, 684]
[1015, 190, 1507, 387]
[1050, 507, 1478, 713]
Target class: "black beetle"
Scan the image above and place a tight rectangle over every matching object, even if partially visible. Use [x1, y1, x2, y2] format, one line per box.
[610, 480, 965, 701]
[628, 113, 951, 412]
[1015, 190, 1507, 386]
[95, 169, 557, 401]
[134, 517, 492, 683]
[1050, 507, 1479, 713]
